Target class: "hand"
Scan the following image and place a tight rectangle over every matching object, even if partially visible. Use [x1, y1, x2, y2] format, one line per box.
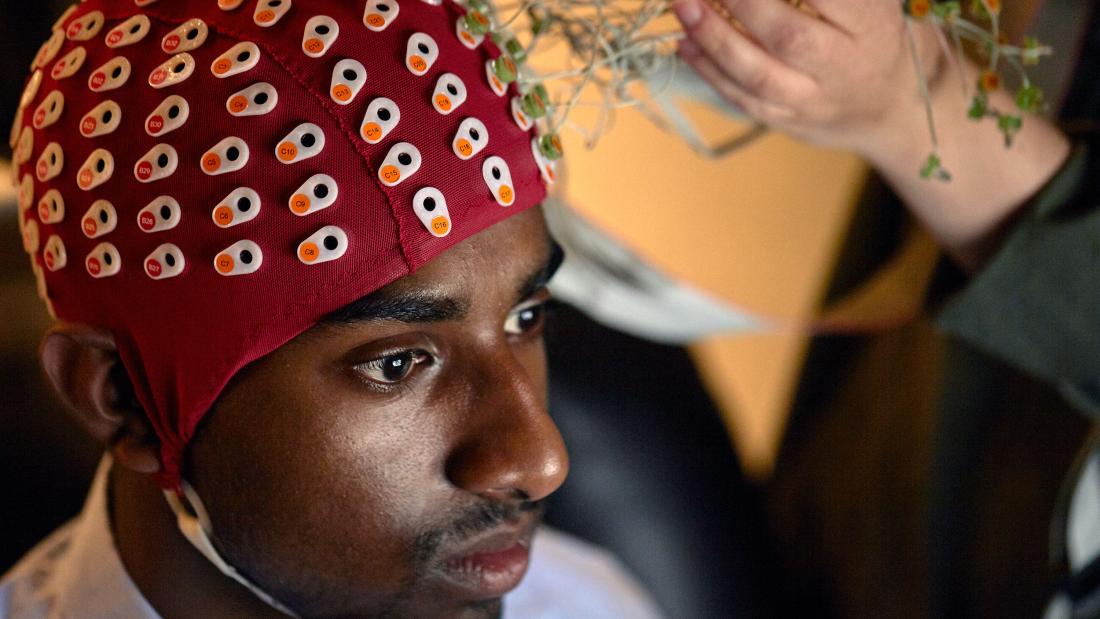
[672, 0, 942, 156]
[673, 0, 1071, 270]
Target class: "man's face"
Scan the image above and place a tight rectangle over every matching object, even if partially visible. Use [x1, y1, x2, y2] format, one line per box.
[185, 208, 568, 618]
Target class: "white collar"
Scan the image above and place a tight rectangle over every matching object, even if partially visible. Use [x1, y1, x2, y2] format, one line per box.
[50, 455, 162, 619]
[52, 456, 296, 617]
[1069, 449, 1100, 571]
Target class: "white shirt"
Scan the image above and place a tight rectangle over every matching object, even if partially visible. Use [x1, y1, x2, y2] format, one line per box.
[0, 459, 663, 619]
[1045, 449, 1100, 619]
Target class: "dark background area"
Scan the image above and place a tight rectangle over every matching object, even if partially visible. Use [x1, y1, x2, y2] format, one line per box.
[0, 1, 71, 157]
[0, 0, 106, 571]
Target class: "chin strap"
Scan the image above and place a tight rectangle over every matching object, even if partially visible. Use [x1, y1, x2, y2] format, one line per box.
[163, 484, 301, 618]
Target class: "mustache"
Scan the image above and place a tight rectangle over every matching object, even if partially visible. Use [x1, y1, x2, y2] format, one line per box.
[412, 499, 544, 566]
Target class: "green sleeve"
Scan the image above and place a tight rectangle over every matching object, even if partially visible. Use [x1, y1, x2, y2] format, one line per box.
[937, 138, 1100, 416]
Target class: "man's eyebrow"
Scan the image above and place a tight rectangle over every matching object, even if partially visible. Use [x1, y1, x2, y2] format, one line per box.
[319, 240, 564, 326]
[320, 291, 468, 326]
[517, 240, 564, 302]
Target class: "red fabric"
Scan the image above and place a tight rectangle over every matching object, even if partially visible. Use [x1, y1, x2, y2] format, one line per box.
[15, 0, 546, 489]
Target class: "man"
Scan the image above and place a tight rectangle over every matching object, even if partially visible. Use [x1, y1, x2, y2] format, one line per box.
[0, 1, 662, 617]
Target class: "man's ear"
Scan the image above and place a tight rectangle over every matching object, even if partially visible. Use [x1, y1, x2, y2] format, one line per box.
[40, 324, 161, 475]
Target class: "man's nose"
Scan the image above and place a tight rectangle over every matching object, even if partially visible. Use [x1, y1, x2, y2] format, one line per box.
[444, 352, 569, 503]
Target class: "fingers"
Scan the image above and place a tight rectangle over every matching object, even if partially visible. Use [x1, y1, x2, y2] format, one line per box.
[798, 0, 886, 36]
[678, 39, 797, 124]
[674, 0, 818, 108]
[715, 0, 849, 74]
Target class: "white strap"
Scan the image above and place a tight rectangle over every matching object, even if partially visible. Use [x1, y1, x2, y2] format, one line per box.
[164, 484, 300, 617]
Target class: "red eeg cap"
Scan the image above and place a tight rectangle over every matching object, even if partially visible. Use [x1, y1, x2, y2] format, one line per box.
[12, 0, 553, 489]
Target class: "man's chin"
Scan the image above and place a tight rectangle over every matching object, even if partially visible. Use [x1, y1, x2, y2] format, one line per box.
[457, 597, 504, 619]
[314, 596, 503, 619]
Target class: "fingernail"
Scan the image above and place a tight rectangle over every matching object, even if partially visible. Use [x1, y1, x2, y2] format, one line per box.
[673, 0, 703, 27]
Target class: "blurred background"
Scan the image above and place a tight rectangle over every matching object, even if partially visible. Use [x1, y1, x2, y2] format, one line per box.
[1, 1, 1093, 618]
[0, 0, 109, 578]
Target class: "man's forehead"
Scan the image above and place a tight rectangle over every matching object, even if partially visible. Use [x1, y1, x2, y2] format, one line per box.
[319, 213, 560, 326]
[381, 207, 550, 288]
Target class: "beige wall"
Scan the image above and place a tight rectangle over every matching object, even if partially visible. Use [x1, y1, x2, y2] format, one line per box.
[559, 102, 867, 478]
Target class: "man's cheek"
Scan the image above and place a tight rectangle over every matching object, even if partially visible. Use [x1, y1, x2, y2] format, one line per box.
[292, 420, 447, 551]
[227, 473, 426, 611]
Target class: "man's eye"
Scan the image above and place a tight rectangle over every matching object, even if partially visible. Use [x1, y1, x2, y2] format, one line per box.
[504, 300, 547, 336]
[356, 350, 428, 384]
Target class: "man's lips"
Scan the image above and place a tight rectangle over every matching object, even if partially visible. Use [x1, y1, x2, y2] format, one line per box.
[433, 514, 538, 600]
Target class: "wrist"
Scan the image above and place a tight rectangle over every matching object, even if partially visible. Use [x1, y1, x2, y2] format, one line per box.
[857, 44, 956, 170]
[857, 53, 1071, 267]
